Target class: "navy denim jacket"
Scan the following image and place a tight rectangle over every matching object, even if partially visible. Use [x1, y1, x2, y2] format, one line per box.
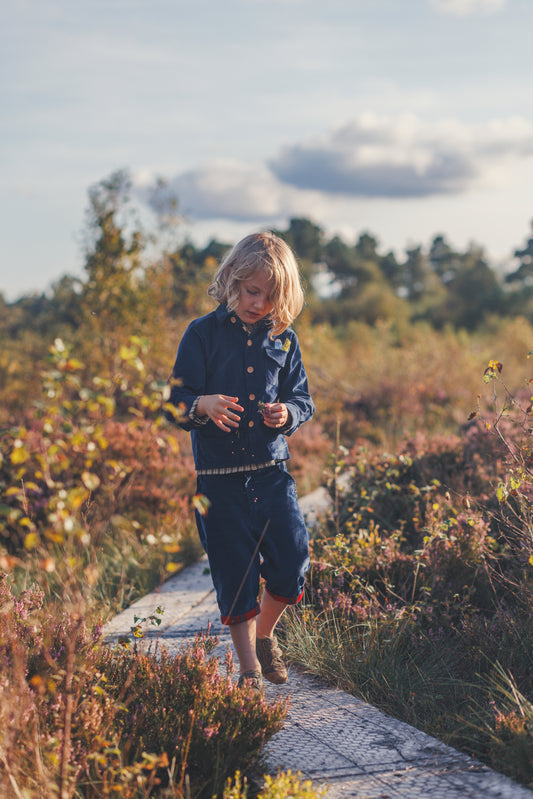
[166, 304, 315, 472]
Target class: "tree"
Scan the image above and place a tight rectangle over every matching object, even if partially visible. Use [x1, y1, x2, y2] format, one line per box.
[505, 220, 533, 288]
[165, 239, 226, 316]
[80, 170, 148, 370]
[323, 235, 359, 290]
[402, 246, 431, 301]
[423, 246, 503, 330]
[429, 235, 459, 283]
[355, 232, 378, 261]
[278, 218, 324, 263]
[324, 232, 384, 296]
[379, 250, 403, 292]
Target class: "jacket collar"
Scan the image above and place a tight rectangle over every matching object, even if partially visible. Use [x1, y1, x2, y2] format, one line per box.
[215, 303, 272, 334]
[215, 303, 233, 323]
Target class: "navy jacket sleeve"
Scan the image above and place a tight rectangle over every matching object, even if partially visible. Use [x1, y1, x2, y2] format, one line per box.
[165, 324, 207, 431]
[277, 333, 315, 436]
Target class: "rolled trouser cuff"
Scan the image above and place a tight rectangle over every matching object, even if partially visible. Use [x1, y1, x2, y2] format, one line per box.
[221, 601, 260, 626]
[265, 587, 305, 605]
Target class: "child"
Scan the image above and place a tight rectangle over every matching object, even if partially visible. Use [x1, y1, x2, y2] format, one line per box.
[166, 232, 315, 689]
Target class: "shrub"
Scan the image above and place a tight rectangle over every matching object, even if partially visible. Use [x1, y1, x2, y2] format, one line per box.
[99, 638, 286, 798]
[0, 578, 287, 798]
[281, 412, 533, 788]
[0, 335, 201, 612]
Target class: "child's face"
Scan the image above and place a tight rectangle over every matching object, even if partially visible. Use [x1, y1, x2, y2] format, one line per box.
[235, 271, 274, 325]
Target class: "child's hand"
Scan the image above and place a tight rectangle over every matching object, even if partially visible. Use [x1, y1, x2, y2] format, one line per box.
[261, 402, 290, 429]
[197, 395, 243, 432]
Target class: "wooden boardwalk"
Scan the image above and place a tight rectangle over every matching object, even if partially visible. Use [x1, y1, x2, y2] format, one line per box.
[104, 489, 533, 799]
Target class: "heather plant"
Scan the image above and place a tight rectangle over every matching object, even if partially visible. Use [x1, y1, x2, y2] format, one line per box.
[0, 574, 113, 798]
[0, 576, 289, 798]
[98, 637, 287, 799]
[280, 404, 533, 788]
[0, 335, 200, 612]
[0, 320, 319, 795]
[5, 225, 533, 797]
[283, 421, 332, 495]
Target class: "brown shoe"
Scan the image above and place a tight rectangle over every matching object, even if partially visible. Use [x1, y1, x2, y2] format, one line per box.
[256, 635, 288, 684]
[237, 669, 263, 691]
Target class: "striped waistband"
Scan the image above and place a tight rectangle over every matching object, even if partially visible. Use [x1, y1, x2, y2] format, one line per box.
[196, 459, 284, 476]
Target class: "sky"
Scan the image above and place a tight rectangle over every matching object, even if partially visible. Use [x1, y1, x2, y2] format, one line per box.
[2, 0, 533, 300]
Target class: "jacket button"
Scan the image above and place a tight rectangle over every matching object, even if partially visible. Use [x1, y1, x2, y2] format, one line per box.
[230, 316, 236, 323]
[247, 339, 252, 346]
[248, 421, 254, 428]
[249, 393, 255, 400]
[247, 366, 254, 373]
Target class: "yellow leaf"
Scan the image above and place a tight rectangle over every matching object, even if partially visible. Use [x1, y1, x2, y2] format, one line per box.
[167, 435, 180, 454]
[163, 543, 180, 553]
[529, 555, 533, 566]
[192, 493, 211, 516]
[67, 487, 90, 510]
[45, 531, 65, 543]
[10, 445, 30, 465]
[97, 396, 115, 416]
[119, 345, 137, 361]
[65, 358, 84, 371]
[163, 401, 187, 422]
[24, 532, 40, 550]
[496, 483, 507, 502]
[165, 562, 179, 573]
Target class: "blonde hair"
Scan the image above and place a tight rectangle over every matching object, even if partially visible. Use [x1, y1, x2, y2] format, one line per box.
[207, 232, 304, 336]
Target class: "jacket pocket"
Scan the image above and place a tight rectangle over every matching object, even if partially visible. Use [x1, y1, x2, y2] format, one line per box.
[264, 347, 288, 388]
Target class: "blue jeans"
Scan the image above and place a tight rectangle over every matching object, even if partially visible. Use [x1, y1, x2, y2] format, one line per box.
[195, 464, 310, 625]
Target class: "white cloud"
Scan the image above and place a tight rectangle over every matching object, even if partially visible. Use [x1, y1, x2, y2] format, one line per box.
[137, 160, 326, 223]
[136, 115, 533, 224]
[429, 0, 506, 16]
[270, 114, 533, 198]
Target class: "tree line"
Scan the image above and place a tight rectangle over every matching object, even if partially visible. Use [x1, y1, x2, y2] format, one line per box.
[3, 170, 533, 345]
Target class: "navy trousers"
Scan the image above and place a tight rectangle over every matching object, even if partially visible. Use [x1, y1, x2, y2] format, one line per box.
[195, 463, 310, 624]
